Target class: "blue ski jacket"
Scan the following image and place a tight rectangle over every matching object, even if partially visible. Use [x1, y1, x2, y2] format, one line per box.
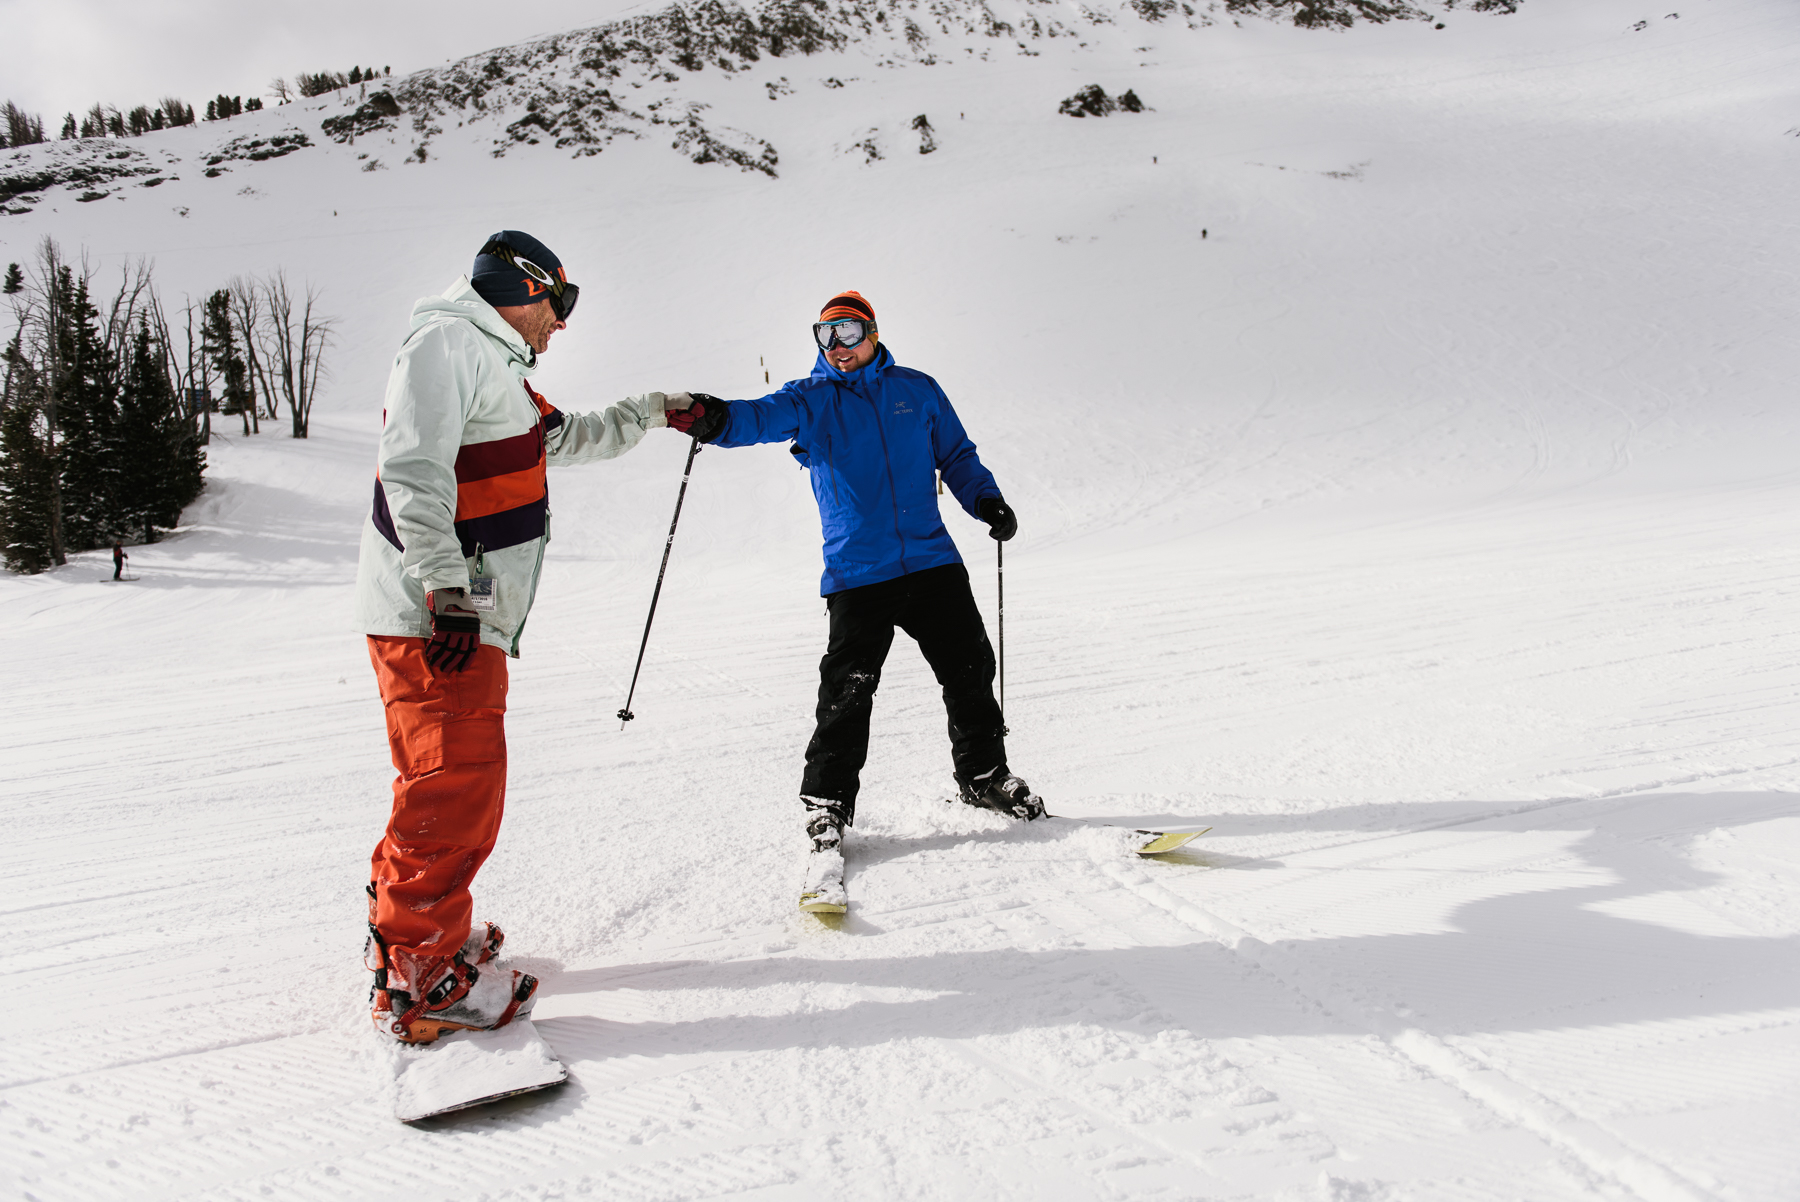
[716, 343, 1002, 595]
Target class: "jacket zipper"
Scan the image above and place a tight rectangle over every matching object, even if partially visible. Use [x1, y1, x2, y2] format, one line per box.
[511, 508, 548, 657]
[823, 419, 840, 508]
[509, 395, 552, 657]
[863, 383, 908, 576]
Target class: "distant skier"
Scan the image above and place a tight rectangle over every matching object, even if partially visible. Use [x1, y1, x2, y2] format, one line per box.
[354, 231, 696, 1042]
[111, 542, 127, 580]
[674, 290, 1040, 911]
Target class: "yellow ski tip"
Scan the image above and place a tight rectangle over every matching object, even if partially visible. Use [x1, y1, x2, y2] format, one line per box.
[1134, 827, 1211, 856]
[799, 895, 848, 914]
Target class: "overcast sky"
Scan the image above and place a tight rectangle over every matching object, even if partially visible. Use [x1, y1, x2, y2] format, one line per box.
[1, 0, 651, 125]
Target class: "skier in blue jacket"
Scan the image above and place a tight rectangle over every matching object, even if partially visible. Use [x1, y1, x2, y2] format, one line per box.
[674, 290, 1042, 911]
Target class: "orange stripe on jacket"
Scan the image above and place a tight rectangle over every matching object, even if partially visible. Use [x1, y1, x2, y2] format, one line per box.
[451, 381, 559, 522]
[456, 468, 545, 521]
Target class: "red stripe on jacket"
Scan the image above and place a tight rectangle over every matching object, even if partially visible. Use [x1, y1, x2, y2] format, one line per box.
[450, 380, 563, 523]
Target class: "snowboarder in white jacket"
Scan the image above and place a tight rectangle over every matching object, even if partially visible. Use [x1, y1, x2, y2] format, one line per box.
[354, 231, 696, 1042]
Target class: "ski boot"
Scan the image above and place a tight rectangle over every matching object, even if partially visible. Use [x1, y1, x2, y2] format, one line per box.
[799, 796, 850, 913]
[366, 933, 538, 1044]
[958, 770, 1046, 821]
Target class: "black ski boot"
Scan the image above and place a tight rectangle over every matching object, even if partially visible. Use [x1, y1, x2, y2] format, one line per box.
[799, 796, 852, 913]
[802, 795, 852, 852]
[958, 771, 1046, 821]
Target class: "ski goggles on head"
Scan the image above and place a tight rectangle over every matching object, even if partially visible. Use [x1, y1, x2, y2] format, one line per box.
[479, 240, 579, 322]
[813, 318, 871, 351]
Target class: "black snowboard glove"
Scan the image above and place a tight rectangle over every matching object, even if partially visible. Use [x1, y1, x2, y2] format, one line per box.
[978, 496, 1017, 542]
[424, 587, 482, 673]
[667, 393, 729, 442]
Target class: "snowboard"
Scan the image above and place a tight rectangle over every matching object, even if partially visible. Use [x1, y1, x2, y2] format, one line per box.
[392, 1017, 567, 1122]
[798, 891, 848, 915]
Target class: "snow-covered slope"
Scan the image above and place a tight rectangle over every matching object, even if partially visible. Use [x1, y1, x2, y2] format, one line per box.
[4, 0, 1800, 1198]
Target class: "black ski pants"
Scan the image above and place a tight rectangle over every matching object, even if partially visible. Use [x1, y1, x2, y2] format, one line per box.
[801, 562, 1007, 817]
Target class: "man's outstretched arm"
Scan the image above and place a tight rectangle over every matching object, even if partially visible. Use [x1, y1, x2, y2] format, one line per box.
[545, 391, 693, 463]
[675, 386, 807, 447]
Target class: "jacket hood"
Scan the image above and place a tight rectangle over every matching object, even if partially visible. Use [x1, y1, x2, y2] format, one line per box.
[809, 341, 893, 385]
[410, 275, 536, 371]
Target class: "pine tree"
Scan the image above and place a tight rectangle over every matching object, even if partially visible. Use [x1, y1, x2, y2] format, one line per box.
[202, 289, 253, 433]
[2, 101, 47, 147]
[1, 246, 209, 571]
[0, 332, 56, 573]
[54, 270, 122, 553]
[116, 320, 201, 542]
[59, 113, 76, 140]
[3, 264, 21, 295]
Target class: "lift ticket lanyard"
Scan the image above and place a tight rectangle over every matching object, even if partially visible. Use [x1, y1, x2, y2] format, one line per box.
[470, 547, 497, 611]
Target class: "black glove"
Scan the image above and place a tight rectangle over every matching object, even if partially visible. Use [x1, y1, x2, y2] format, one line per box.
[978, 497, 1017, 542]
[424, 588, 482, 672]
[667, 393, 729, 442]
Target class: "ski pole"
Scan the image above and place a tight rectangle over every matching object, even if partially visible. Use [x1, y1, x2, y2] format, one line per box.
[998, 539, 1008, 737]
[617, 436, 702, 728]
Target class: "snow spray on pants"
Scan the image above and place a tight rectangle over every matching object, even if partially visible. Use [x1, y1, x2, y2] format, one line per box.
[366, 635, 508, 963]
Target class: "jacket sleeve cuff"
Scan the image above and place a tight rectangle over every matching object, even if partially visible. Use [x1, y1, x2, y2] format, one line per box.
[644, 391, 668, 429]
[420, 570, 472, 593]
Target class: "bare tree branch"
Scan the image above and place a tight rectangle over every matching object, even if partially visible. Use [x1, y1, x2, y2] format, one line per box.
[296, 283, 334, 439]
[226, 276, 278, 423]
[259, 270, 332, 437]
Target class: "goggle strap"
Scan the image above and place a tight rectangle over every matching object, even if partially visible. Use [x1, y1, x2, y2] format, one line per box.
[481, 241, 563, 293]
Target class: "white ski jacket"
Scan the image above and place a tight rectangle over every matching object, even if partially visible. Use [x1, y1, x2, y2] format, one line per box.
[355, 276, 675, 656]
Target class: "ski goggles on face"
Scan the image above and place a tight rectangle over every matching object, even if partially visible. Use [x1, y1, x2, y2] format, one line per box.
[813, 318, 870, 351]
[480, 240, 579, 322]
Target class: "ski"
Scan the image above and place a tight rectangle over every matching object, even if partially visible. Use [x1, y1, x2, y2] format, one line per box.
[1125, 826, 1210, 855]
[799, 846, 848, 914]
[1046, 816, 1210, 855]
[943, 798, 1209, 856]
[802, 842, 849, 914]
[798, 890, 848, 914]
[391, 1017, 568, 1122]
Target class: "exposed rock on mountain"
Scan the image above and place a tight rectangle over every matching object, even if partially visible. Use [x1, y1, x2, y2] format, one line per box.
[0, 0, 1514, 206]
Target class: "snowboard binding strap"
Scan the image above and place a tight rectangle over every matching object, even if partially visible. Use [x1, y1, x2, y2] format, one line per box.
[390, 957, 480, 1040]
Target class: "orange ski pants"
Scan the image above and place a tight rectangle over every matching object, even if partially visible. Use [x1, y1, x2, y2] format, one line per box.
[366, 635, 509, 962]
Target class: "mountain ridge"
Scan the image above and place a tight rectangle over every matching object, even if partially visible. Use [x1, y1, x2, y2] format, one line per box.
[3, 0, 1508, 207]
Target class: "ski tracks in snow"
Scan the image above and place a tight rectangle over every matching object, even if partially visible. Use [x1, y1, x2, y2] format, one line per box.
[4, 677, 1798, 1201]
[1094, 791, 1800, 1201]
